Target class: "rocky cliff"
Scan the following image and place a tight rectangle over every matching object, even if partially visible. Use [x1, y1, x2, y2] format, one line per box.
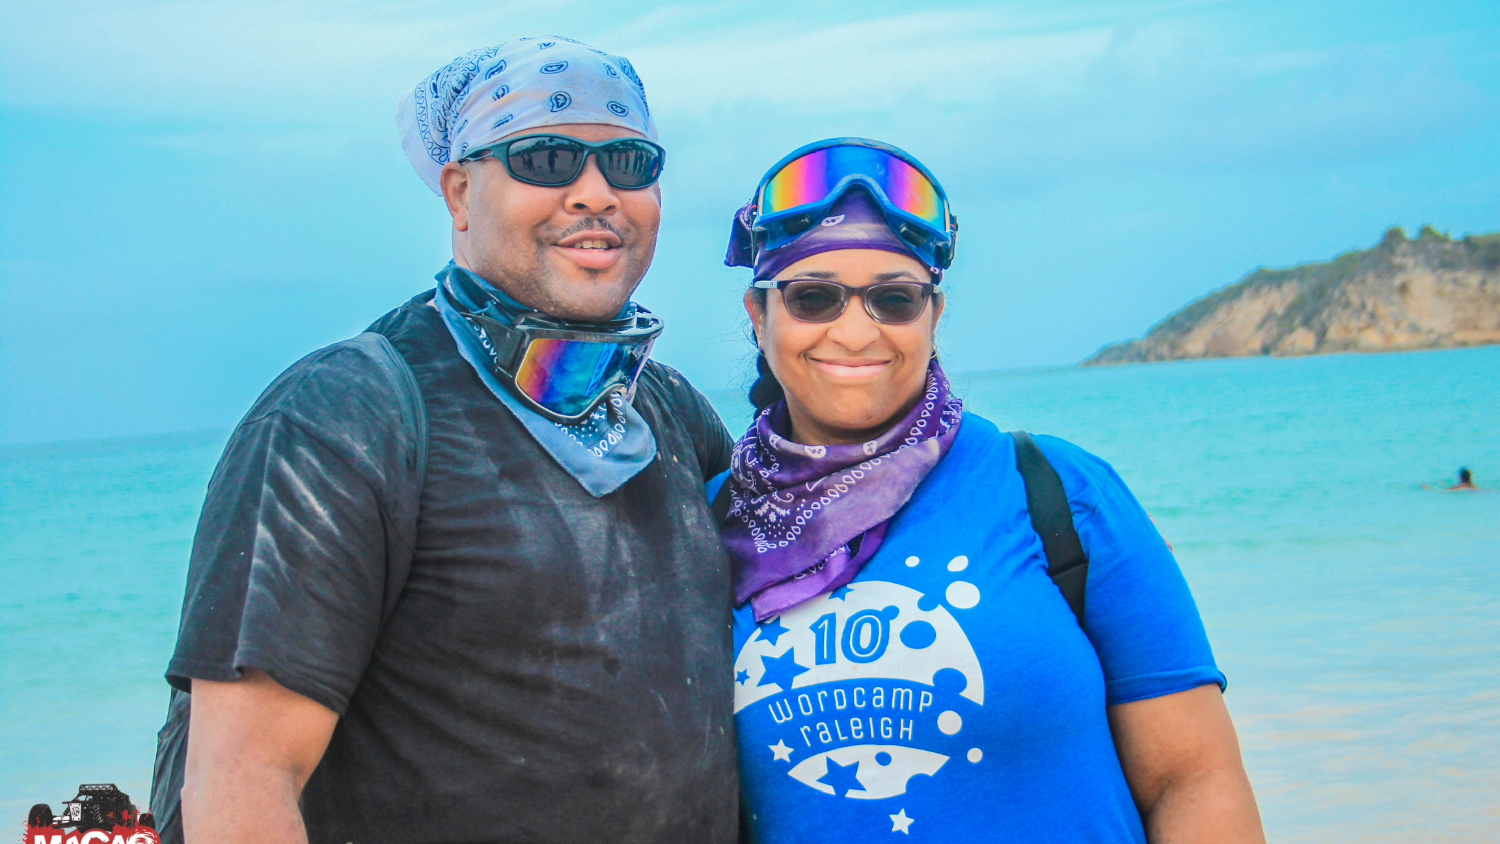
[1085, 226, 1500, 365]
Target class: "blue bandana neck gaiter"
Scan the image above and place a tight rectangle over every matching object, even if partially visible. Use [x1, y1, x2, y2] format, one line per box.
[432, 263, 658, 497]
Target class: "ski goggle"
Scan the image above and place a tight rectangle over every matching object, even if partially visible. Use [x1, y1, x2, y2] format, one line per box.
[747, 138, 957, 271]
[753, 278, 937, 324]
[462, 134, 666, 190]
[447, 273, 661, 423]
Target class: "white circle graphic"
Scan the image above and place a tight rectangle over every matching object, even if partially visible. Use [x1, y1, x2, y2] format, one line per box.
[947, 555, 969, 572]
[946, 581, 981, 609]
[967, 747, 983, 763]
[904, 555, 920, 567]
[937, 710, 963, 735]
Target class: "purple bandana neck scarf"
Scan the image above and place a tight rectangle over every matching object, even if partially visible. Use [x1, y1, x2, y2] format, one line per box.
[723, 360, 964, 621]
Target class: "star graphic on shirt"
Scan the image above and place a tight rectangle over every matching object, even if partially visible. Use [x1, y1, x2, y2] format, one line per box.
[736, 669, 750, 685]
[755, 617, 790, 647]
[829, 585, 854, 600]
[757, 649, 809, 692]
[769, 740, 794, 762]
[817, 757, 865, 797]
[889, 809, 913, 834]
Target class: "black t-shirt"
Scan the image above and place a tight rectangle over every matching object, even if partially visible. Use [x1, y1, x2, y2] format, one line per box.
[161, 292, 738, 844]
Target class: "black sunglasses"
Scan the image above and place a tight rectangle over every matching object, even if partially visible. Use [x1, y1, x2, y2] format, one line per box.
[462, 134, 665, 190]
[753, 278, 936, 324]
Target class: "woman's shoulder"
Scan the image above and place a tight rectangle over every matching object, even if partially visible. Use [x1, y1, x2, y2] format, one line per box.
[1029, 434, 1144, 525]
[954, 413, 1104, 467]
[956, 413, 1127, 508]
[1028, 432, 1116, 479]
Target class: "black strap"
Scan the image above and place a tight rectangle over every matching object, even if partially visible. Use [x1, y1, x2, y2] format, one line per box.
[1010, 430, 1089, 628]
[711, 475, 734, 523]
[466, 312, 527, 368]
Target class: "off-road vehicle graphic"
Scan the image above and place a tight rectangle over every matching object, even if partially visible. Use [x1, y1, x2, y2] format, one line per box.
[27, 784, 154, 833]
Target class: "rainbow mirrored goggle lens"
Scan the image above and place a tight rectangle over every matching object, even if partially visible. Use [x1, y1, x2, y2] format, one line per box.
[513, 335, 655, 421]
[465, 306, 662, 424]
[760, 144, 947, 231]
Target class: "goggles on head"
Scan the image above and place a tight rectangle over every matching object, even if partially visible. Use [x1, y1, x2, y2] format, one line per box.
[446, 271, 661, 424]
[728, 138, 958, 273]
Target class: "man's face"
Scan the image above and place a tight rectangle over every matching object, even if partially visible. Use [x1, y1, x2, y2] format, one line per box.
[441, 124, 662, 322]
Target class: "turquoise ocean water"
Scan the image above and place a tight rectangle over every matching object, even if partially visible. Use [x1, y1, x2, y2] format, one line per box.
[2, 346, 1497, 840]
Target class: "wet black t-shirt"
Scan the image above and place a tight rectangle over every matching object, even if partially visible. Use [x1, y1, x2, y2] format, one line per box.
[162, 292, 737, 844]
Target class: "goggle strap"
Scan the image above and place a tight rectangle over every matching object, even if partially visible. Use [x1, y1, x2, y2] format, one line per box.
[468, 313, 527, 370]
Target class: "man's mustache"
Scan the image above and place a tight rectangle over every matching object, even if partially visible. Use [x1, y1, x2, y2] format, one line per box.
[555, 218, 625, 243]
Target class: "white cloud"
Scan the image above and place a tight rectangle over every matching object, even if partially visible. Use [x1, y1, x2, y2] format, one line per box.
[625, 10, 1115, 115]
[0, 1, 1184, 122]
[3, 0, 1485, 181]
[0, 0, 537, 122]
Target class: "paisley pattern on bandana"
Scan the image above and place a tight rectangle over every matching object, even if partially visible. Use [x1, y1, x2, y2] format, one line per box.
[458, 305, 635, 461]
[722, 361, 963, 620]
[398, 36, 657, 194]
[432, 264, 657, 497]
[410, 45, 502, 165]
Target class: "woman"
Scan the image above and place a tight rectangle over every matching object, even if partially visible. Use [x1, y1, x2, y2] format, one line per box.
[712, 139, 1264, 842]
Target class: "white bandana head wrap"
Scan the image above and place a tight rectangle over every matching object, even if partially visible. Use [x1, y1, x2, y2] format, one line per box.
[398, 36, 658, 194]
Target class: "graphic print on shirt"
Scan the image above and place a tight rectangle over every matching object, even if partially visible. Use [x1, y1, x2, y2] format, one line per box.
[734, 556, 985, 812]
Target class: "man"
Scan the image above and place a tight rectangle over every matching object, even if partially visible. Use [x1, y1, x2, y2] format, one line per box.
[150, 38, 738, 844]
[1447, 467, 1479, 491]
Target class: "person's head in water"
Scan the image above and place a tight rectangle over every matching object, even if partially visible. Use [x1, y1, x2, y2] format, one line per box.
[399, 39, 662, 322]
[1447, 467, 1479, 491]
[726, 139, 957, 445]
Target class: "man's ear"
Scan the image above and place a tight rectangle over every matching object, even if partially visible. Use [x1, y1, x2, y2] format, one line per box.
[440, 162, 471, 232]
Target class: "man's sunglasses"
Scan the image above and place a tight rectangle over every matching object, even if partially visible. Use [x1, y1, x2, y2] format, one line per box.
[753, 279, 936, 324]
[462, 134, 666, 190]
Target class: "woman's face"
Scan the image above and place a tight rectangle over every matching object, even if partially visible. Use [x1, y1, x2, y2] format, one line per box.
[747, 248, 943, 446]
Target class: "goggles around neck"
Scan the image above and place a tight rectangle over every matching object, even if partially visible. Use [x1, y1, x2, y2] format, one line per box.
[445, 270, 662, 424]
[735, 138, 958, 272]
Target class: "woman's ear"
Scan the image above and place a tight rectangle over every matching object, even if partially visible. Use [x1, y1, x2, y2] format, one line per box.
[744, 289, 767, 337]
[929, 292, 946, 359]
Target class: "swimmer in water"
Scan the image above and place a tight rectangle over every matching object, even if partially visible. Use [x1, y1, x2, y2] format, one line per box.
[1447, 468, 1479, 491]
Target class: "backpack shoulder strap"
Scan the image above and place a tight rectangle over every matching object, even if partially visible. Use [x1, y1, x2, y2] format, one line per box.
[355, 331, 429, 630]
[1010, 430, 1089, 628]
[358, 331, 428, 494]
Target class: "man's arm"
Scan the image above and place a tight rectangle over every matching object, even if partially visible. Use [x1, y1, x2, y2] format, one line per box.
[1109, 685, 1265, 844]
[183, 670, 339, 844]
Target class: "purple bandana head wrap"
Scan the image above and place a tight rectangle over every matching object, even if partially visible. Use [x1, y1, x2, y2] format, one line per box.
[722, 360, 964, 620]
[728, 190, 932, 281]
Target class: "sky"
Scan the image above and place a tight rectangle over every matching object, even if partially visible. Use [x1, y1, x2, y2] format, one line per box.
[1, 0, 1497, 444]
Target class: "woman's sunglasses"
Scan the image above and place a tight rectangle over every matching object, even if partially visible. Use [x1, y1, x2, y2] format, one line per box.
[753, 279, 936, 324]
[462, 134, 666, 190]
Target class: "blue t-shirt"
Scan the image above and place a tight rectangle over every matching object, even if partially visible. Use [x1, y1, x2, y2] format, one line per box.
[711, 414, 1224, 843]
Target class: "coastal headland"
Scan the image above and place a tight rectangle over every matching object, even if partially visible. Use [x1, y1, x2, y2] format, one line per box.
[1086, 227, 1500, 365]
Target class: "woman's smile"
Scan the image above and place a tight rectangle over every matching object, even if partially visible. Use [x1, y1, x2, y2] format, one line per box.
[747, 245, 939, 446]
[807, 356, 893, 379]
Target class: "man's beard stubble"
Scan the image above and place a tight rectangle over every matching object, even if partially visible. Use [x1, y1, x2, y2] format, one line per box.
[480, 216, 650, 323]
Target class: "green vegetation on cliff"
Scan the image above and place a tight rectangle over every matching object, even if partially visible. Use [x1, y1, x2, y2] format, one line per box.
[1086, 227, 1500, 365]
